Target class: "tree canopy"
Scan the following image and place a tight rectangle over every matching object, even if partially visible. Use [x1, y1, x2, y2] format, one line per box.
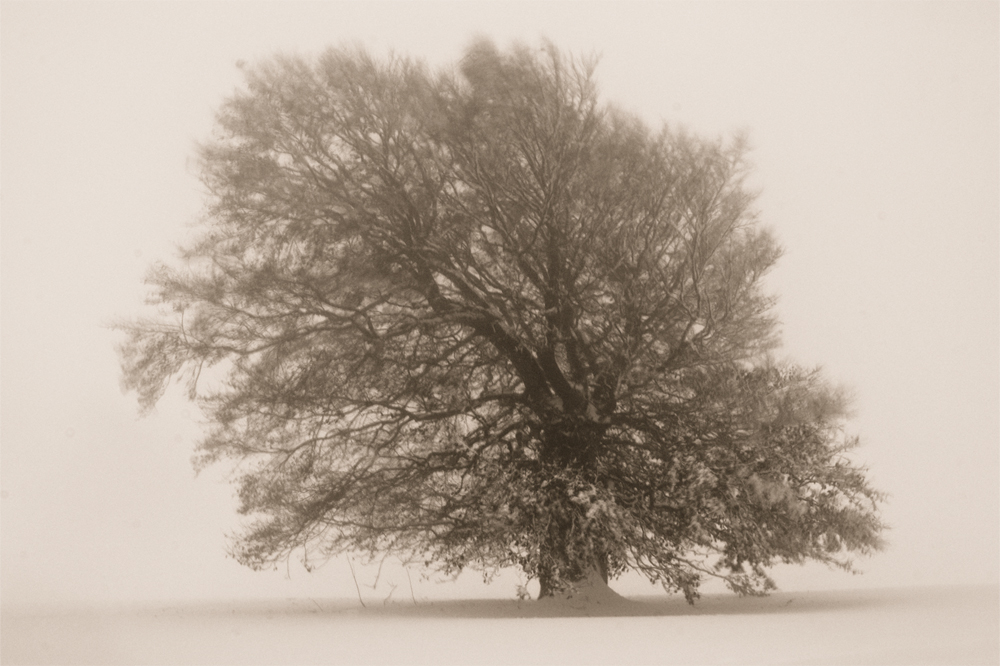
[119, 40, 885, 601]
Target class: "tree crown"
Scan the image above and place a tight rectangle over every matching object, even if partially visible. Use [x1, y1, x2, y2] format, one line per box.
[119, 40, 884, 601]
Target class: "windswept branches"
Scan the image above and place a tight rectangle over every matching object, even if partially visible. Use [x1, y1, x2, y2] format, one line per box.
[118, 40, 884, 601]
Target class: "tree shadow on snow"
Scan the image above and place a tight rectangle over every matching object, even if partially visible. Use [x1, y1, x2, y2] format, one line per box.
[366, 588, 914, 619]
[187, 587, 925, 620]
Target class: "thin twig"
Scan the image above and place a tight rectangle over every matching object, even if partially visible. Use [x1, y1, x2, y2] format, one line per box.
[404, 565, 417, 605]
[347, 556, 366, 608]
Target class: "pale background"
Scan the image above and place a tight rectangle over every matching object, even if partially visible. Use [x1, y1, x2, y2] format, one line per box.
[2, 1, 997, 607]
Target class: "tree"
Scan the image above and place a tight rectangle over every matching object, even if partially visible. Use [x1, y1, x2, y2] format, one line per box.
[118, 40, 885, 601]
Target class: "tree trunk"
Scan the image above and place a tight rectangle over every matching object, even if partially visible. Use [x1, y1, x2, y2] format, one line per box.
[539, 558, 608, 598]
[537, 521, 609, 598]
[538, 558, 619, 603]
[535, 420, 612, 599]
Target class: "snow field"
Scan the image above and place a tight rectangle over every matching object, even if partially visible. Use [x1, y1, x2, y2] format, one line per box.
[2, 586, 996, 665]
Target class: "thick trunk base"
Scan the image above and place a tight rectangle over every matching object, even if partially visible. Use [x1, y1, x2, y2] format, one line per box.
[538, 544, 609, 598]
[536, 568, 627, 606]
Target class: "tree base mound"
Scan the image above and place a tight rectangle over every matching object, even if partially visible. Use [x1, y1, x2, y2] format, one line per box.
[537, 574, 632, 611]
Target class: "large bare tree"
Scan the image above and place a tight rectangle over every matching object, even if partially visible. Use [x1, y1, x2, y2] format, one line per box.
[119, 40, 884, 601]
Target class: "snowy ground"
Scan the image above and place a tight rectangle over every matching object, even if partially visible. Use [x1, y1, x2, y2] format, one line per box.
[3, 585, 996, 665]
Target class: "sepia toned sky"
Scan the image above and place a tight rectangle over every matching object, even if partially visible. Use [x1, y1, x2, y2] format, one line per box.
[2, 1, 997, 605]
